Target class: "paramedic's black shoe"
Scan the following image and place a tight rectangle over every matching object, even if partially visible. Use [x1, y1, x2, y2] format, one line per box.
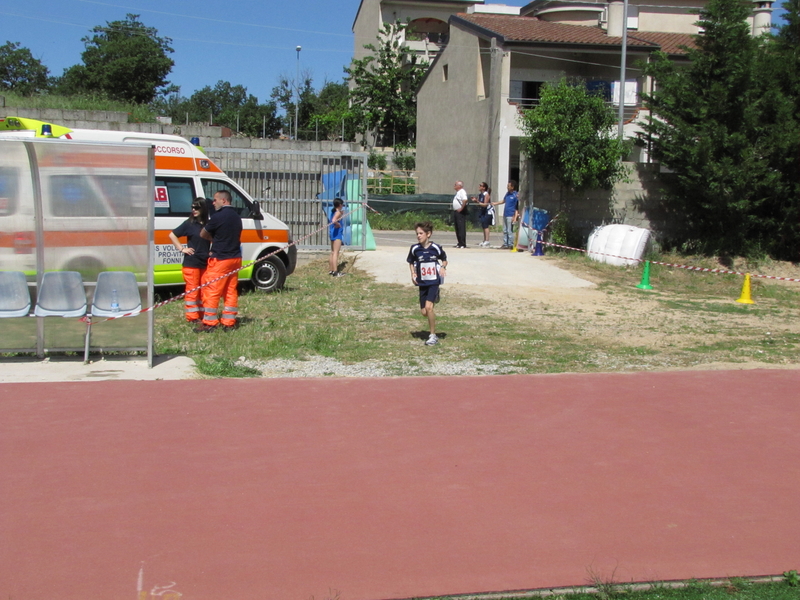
[194, 323, 216, 333]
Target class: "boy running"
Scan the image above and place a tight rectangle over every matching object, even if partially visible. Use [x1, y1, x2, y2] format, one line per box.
[407, 221, 448, 346]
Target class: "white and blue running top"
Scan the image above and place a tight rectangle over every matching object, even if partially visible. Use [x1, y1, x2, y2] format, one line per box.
[407, 242, 447, 286]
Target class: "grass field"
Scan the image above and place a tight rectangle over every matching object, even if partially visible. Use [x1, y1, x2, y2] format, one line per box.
[3, 92, 157, 123]
[465, 575, 800, 600]
[154, 249, 800, 378]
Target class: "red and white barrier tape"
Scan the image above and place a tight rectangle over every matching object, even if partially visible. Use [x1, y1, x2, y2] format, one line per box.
[537, 240, 800, 283]
[81, 202, 367, 323]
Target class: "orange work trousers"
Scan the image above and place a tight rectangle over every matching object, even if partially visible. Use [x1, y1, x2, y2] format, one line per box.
[201, 257, 242, 327]
[182, 266, 205, 322]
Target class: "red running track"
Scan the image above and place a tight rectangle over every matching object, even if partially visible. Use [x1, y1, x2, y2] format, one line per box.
[1, 369, 799, 600]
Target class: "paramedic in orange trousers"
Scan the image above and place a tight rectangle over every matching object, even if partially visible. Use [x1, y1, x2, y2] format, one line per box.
[197, 190, 243, 331]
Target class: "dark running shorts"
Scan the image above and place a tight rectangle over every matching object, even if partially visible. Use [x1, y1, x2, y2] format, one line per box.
[418, 284, 440, 308]
[479, 214, 493, 229]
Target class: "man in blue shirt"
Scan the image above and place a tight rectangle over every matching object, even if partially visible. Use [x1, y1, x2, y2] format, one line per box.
[198, 190, 243, 331]
[500, 180, 520, 249]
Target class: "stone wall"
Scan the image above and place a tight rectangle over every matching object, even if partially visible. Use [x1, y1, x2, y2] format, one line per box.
[520, 160, 670, 242]
[1, 103, 361, 153]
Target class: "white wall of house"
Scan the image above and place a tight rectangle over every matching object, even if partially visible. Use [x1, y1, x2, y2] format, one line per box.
[352, 0, 383, 65]
[636, 8, 701, 33]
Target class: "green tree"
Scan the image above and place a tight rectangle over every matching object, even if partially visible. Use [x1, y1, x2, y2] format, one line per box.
[308, 80, 356, 141]
[56, 14, 174, 104]
[270, 71, 314, 139]
[518, 78, 629, 192]
[640, 0, 799, 258]
[345, 21, 428, 147]
[169, 80, 281, 138]
[0, 41, 49, 95]
[749, 2, 800, 259]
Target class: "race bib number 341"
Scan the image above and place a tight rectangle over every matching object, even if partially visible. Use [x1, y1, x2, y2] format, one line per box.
[420, 261, 438, 282]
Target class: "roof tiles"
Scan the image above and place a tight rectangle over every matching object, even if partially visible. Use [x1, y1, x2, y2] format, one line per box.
[455, 13, 695, 54]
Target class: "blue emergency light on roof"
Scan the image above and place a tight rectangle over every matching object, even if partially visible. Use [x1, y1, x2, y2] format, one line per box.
[190, 137, 200, 146]
[41, 124, 52, 137]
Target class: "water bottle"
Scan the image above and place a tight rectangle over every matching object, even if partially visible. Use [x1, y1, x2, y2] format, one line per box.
[111, 289, 119, 313]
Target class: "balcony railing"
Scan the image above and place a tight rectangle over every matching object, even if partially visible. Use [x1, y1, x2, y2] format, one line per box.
[508, 98, 640, 123]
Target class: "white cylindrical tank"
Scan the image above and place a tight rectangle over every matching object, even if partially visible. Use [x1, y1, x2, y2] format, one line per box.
[587, 224, 651, 266]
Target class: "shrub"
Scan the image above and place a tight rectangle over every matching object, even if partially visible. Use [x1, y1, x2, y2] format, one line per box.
[368, 151, 387, 170]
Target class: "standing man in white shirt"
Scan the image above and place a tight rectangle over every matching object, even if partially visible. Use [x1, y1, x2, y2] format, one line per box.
[452, 180, 469, 248]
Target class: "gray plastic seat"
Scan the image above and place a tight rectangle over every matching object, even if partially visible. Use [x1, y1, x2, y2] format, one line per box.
[90, 271, 142, 318]
[33, 271, 87, 318]
[0, 271, 32, 318]
[84, 271, 142, 362]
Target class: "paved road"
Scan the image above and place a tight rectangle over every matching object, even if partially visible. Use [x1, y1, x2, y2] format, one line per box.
[2, 369, 799, 600]
[359, 230, 593, 289]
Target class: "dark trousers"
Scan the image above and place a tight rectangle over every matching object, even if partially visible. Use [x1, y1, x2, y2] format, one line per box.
[454, 210, 468, 247]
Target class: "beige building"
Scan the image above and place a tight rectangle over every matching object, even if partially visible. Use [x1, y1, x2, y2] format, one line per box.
[412, 0, 772, 233]
[353, 0, 496, 67]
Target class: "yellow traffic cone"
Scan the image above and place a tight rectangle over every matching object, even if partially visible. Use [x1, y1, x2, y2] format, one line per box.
[736, 273, 755, 304]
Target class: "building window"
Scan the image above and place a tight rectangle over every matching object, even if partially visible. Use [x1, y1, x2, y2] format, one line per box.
[509, 80, 543, 106]
[627, 5, 639, 30]
[406, 17, 449, 44]
[443, 64, 449, 81]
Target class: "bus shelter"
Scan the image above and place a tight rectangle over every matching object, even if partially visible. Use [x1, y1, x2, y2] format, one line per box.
[0, 138, 155, 365]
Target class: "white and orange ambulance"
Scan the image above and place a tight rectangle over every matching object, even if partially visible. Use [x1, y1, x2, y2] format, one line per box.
[0, 116, 296, 292]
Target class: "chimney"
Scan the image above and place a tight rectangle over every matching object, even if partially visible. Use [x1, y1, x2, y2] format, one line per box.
[752, 0, 773, 35]
[607, 0, 624, 37]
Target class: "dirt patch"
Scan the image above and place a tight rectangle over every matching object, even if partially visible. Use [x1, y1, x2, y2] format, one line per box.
[413, 253, 800, 372]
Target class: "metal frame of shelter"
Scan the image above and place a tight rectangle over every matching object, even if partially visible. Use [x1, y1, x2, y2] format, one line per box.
[0, 138, 155, 366]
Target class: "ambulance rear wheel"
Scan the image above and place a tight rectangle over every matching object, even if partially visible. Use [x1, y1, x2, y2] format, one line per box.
[251, 255, 286, 292]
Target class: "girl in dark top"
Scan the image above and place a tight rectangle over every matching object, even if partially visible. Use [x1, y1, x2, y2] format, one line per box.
[472, 182, 493, 247]
[168, 198, 211, 323]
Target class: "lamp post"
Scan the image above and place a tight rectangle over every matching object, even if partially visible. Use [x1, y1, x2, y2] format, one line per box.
[617, 0, 629, 139]
[295, 45, 302, 140]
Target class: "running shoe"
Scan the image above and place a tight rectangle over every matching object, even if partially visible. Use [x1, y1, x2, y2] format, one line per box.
[425, 333, 439, 346]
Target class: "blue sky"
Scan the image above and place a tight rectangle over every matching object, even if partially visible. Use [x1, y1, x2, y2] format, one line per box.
[1, 0, 791, 106]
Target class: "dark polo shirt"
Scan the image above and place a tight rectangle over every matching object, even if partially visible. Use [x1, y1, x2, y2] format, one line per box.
[204, 205, 242, 259]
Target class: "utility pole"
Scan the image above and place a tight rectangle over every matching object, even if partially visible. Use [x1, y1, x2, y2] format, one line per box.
[617, 0, 629, 139]
[295, 45, 302, 140]
[487, 37, 502, 189]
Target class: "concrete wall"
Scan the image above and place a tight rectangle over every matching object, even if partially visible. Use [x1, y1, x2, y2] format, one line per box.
[416, 24, 491, 195]
[523, 160, 672, 242]
[638, 8, 701, 33]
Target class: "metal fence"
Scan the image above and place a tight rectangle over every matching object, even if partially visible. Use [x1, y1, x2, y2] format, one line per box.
[205, 148, 369, 250]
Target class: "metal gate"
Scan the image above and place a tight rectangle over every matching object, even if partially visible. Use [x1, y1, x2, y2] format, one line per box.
[205, 148, 369, 250]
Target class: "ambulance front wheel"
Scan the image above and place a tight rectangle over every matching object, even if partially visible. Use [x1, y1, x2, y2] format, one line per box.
[251, 255, 287, 292]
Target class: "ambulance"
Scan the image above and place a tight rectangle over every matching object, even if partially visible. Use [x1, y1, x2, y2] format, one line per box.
[0, 116, 296, 292]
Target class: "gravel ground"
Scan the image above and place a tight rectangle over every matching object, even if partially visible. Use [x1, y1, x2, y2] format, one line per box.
[236, 356, 520, 378]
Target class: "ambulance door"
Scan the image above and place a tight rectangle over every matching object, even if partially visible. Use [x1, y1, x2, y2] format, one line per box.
[153, 176, 198, 285]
